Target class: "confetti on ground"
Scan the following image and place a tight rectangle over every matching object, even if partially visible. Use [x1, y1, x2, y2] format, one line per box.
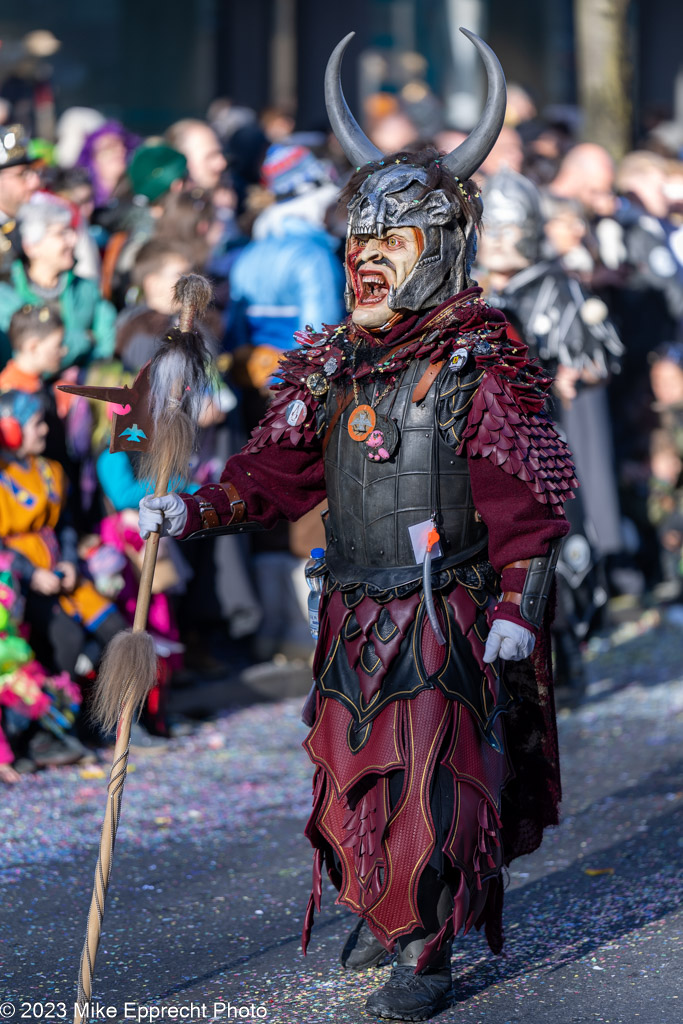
[1, 613, 682, 1023]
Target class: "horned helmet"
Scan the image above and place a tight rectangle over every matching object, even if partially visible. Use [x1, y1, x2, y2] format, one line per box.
[478, 167, 545, 271]
[325, 29, 507, 318]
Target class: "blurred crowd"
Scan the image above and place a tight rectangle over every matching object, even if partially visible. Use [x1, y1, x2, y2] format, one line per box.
[0, 70, 682, 782]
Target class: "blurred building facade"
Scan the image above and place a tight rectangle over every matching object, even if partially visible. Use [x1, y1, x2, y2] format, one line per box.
[0, 0, 682, 140]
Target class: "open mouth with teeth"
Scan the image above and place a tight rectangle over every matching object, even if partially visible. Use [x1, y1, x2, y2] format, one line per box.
[355, 268, 391, 306]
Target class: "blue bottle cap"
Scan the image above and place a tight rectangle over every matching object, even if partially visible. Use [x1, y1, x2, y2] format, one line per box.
[311, 547, 325, 558]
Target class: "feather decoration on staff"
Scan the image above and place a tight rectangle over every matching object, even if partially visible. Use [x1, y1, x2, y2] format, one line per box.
[59, 274, 212, 1024]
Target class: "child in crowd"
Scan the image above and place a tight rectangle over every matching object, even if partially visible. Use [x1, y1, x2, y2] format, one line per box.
[0, 303, 90, 527]
[0, 304, 69, 458]
[0, 390, 127, 687]
[0, 553, 85, 782]
[0, 303, 65, 394]
[153, 191, 222, 270]
[114, 239, 193, 372]
[116, 238, 259, 664]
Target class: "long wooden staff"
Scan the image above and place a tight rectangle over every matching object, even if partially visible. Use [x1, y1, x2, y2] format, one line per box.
[61, 276, 213, 1024]
[73, 500, 164, 1023]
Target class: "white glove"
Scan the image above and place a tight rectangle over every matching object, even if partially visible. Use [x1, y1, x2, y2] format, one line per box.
[483, 619, 535, 663]
[139, 493, 188, 539]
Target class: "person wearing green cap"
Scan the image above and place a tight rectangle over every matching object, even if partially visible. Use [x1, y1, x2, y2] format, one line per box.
[128, 143, 187, 203]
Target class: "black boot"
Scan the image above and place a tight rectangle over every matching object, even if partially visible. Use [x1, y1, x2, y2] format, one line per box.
[340, 919, 389, 970]
[364, 936, 453, 1021]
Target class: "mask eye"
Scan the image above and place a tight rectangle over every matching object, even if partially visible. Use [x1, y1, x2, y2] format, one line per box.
[386, 236, 402, 249]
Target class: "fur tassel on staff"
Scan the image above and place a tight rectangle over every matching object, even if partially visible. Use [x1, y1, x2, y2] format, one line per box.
[92, 274, 211, 731]
[68, 274, 212, 1024]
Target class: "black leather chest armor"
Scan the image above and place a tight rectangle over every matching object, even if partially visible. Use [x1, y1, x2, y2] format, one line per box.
[324, 356, 488, 587]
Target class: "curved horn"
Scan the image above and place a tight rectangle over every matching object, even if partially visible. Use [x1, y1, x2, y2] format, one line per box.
[325, 32, 383, 168]
[442, 28, 507, 181]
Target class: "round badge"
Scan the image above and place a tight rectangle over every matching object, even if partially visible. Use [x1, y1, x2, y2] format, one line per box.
[532, 313, 552, 336]
[348, 404, 376, 441]
[648, 245, 676, 278]
[285, 399, 307, 427]
[448, 348, 469, 372]
[564, 534, 591, 573]
[364, 415, 398, 462]
[306, 372, 330, 397]
[579, 297, 608, 325]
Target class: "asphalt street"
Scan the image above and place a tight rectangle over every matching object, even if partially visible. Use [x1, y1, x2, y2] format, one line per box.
[1, 612, 682, 1024]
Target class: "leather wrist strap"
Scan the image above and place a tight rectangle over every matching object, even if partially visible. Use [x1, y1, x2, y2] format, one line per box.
[501, 559, 530, 607]
[198, 482, 246, 530]
[198, 500, 219, 530]
[219, 481, 246, 524]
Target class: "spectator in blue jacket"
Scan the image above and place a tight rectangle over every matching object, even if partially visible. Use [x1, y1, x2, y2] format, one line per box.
[228, 144, 344, 373]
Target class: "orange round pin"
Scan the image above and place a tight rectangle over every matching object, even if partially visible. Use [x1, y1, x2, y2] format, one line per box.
[348, 404, 376, 441]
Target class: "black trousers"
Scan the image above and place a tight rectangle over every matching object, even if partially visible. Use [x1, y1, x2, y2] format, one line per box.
[25, 593, 126, 677]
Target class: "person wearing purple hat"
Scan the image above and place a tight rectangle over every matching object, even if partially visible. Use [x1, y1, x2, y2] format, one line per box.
[76, 121, 139, 208]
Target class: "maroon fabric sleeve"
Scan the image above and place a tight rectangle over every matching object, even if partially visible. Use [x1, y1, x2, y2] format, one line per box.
[178, 434, 326, 537]
[178, 493, 203, 536]
[500, 567, 527, 593]
[488, 599, 539, 635]
[221, 440, 326, 527]
[469, 453, 569, 573]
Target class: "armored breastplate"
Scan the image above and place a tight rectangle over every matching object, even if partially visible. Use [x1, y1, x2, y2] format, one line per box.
[324, 356, 488, 587]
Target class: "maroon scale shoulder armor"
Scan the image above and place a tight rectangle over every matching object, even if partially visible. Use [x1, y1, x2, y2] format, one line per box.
[431, 321, 577, 514]
[241, 327, 335, 454]
[458, 370, 577, 512]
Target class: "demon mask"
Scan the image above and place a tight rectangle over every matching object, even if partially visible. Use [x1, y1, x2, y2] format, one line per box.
[325, 29, 507, 328]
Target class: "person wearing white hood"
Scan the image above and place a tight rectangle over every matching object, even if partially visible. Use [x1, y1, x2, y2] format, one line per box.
[229, 143, 344, 368]
[54, 107, 106, 169]
[227, 144, 344, 661]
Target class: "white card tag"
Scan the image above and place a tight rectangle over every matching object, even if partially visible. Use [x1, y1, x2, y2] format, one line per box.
[408, 519, 442, 563]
